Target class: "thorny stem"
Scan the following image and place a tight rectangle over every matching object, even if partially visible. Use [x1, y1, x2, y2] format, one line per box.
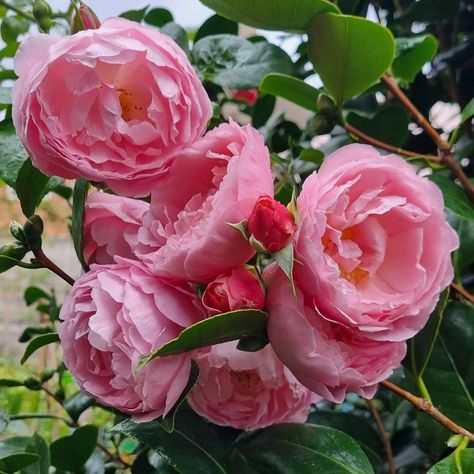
[33, 248, 75, 286]
[367, 399, 396, 474]
[381, 380, 474, 442]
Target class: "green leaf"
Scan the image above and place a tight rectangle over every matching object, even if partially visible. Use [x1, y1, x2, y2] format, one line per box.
[427, 448, 474, 473]
[252, 94, 276, 128]
[192, 35, 294, 89]
[298, 148, 324, 166]
[63, 391, 96, 423]
[71, 178, 89, 272]
[138, 309, 267, 369]
[18, 327, 54, 344]
[0, 123, 28, 188]
[346, 106, 410, 147]
[24, 287, 49, 306]
[119, 6, 149, 22]
[392, 35, 438, 86]
[161, 23, 189, 53]
[21, 434, 49, 474]
[259, 73, 320, 112]
[307, 411, 385, 469]
[231, 424, 374, 474]
[460, 96, 474, 125]
[308, 13, 395, 105]
[0, 412, 8, 434]
[15, 159, 50, 218]
[21, 333, 59, 365]
[429, 174, 474, 221]
[273, 243, 294, 291]
[50, 425, 99, 472]
[0, 379, 25, 387]
[144, 8, 173, 28]
[194, 14, 238, 43]
[0, 438, 39, 474]
[113, 407, 238, 474]
[199, 0, 339, 32]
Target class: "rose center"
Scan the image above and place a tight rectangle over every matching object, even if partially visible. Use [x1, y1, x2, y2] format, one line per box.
[118, 88, 147, 122]
[230, 369, 260, 396]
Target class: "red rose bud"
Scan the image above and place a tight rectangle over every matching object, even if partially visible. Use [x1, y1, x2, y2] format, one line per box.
[232, 89, 259, 105]
[71, 1, 101, 33]
[203, 267, 265, 315]
[248, 195, 297, 253]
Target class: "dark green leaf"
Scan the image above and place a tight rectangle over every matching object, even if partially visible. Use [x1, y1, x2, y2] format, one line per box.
[64, 391, 96, 423]
[308, 13, 395, 105]
[50, 425, 99, 472]
[72, 178, 89, 272]
[392, 35, 438, 86]
[18, 327, 54, 344]
[194, 14, 238, 43]
[24, 287, 49, 306]
[0, 412, 8, 434]
[0, 123, 28, 188]
[259, 73, 320, 112]
[192, 35, 293, 89]
[144, 8, 173, 28]
[429, 174, 474, 221]
[460, 96, 474, 125]
[346, 106, 410, 147]
[21, 333, 59, 365]
[160, 23, 189, 53]
[15, 159, 50, 218]
[199, 0, 339, 32]
[298, 148, 324, 166]
[119, 6, 149, 22]
[427, 448, 474, 473]
[21, 434, 49, 474]
[307, 411, 385, 469]
[231, 424, 374, 474]
[0, 379, 25, 387]
[139, 309, 267, 368]
[0, 243, 28, 273]
[0, 438, 39, 474]
[252, 94, 276, 128]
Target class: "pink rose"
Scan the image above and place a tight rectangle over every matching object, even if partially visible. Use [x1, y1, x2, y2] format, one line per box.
[58, 259, 206, 421]
[202, 267, 265, 315]
[83, 191, 148, 265]
[295, 144, 458, 341]
[188, 342, 318, 430]
[266, 266, 407, 402]
[72, 1, 101, 33]
[13, 18, 212, 197]
[247, 195, 297, 253]
[136, 121, 274, 282]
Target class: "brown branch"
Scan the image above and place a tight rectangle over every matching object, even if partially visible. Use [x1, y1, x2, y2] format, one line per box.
[381, 75, 474, 201]
[381, 380, 474, 442]
[33, 248, 75, 286]
[451, 282, 474, 305]
[367, 399, 396, 474]
[345, 123, 441, 162]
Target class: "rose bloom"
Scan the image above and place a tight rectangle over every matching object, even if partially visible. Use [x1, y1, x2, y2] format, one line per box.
[266, 266, 407, 402]
[83, 191, 148, 265]
[295, 144, 458, 341]
[13, 18, 212, 197]
[188, 342, 318, 430]
[203, 267, 265, 315]
[59, 259, 206, 421]
[136, 121, 274, 282]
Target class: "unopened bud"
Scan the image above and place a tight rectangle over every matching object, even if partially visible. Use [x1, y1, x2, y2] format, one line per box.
[9, 221, 27, 245]
[71, 1, 101, 34]
[23, 215, 44, 251]
[312, 114, 334, 135]
[247, 195, 297, 253]
[316, 93, 336, 117]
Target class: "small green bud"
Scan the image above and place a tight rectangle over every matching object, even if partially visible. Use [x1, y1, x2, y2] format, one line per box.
[32, 0, 52, 21]
[316, 93, 337, 118]
[23, 215, 44, 251]
[311, 114, 334, 135]
[9, 221, 27, 245]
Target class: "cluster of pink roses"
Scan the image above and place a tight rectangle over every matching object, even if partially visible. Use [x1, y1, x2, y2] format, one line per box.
[13, 17, 459, 430]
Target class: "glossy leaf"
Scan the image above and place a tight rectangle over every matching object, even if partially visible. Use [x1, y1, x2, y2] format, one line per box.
[161, 22, 189, 53]
[21, 333, 59, 365]
[308, 13, 395, 105]
[194, 14, 238, 43]
[429, 174, 474, 221]
[64, 391, 96, 423]
[252, 94, 276, 128]
[144, 8, 173, 27]
[273, 243, 294, 291]
[24, 287, 49, 306]
[21, 434, 49, 474]
[259, 73, 319, 111]
[15, 159, 50, 218]
[139, 309, 268, 368]
[119, 6, 149, 22]
[427, 448, 474, 473]
[231, 423, 374, 473]
[71, 178, 89, 271]
[192, 34, 293, 89]
[392, 35, 438, 86]
[199, 0, 339, 31]
[460, 96, 474, 125]
[0, 438, 39, 474]
[0, 123, 28, 187]
[50, 425, 99, 472]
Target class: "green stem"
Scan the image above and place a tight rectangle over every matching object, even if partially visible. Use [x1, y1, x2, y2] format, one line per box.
[11, 413, 74, 426]
[0, 0, 35, 20]
[454, 436, 469, 473]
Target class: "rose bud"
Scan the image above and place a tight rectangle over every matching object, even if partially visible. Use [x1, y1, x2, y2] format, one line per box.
[232, 89, 259, 105]
[71, 1, 101, 33]
[203, 267, 265, 315]
[247, 196, 297, 253]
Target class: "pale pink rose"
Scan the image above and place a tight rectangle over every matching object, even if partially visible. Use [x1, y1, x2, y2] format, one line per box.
[136, 122, 274, 282]
[266, 266, 407, 402]
[202, 267, 265, 315]
[188, 342, 318, 430]
[295, 144, 458, 341]
[59, 259, 206, 421]
[83, 191, 148, 265]
[12, 18, 212, 197]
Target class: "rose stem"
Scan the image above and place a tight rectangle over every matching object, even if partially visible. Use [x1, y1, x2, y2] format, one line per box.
[381, 380, 474, 442]
[366, 399, 396, 474]
[451, 282, 474, 305]
[33, 248, 75, 286]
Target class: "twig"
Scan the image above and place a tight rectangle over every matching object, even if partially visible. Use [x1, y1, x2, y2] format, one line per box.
[451, 282, 474, 305]
[33, 248, 75, 286]
[381, 75, 474, 200]
[381, 380, 474, 442]
[344, 123, 441, 163]
[0, 0, 35, 20]
[11, 413, 75, 427]
[367, 399, 396, 474]
[97, 443, 131, 469]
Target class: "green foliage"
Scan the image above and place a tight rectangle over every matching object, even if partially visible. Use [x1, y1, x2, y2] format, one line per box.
[71, 178, 90, 271]
[194, 14, 238, 42]
[21, 333, 59, 365]
[144, 8, 174, 28]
